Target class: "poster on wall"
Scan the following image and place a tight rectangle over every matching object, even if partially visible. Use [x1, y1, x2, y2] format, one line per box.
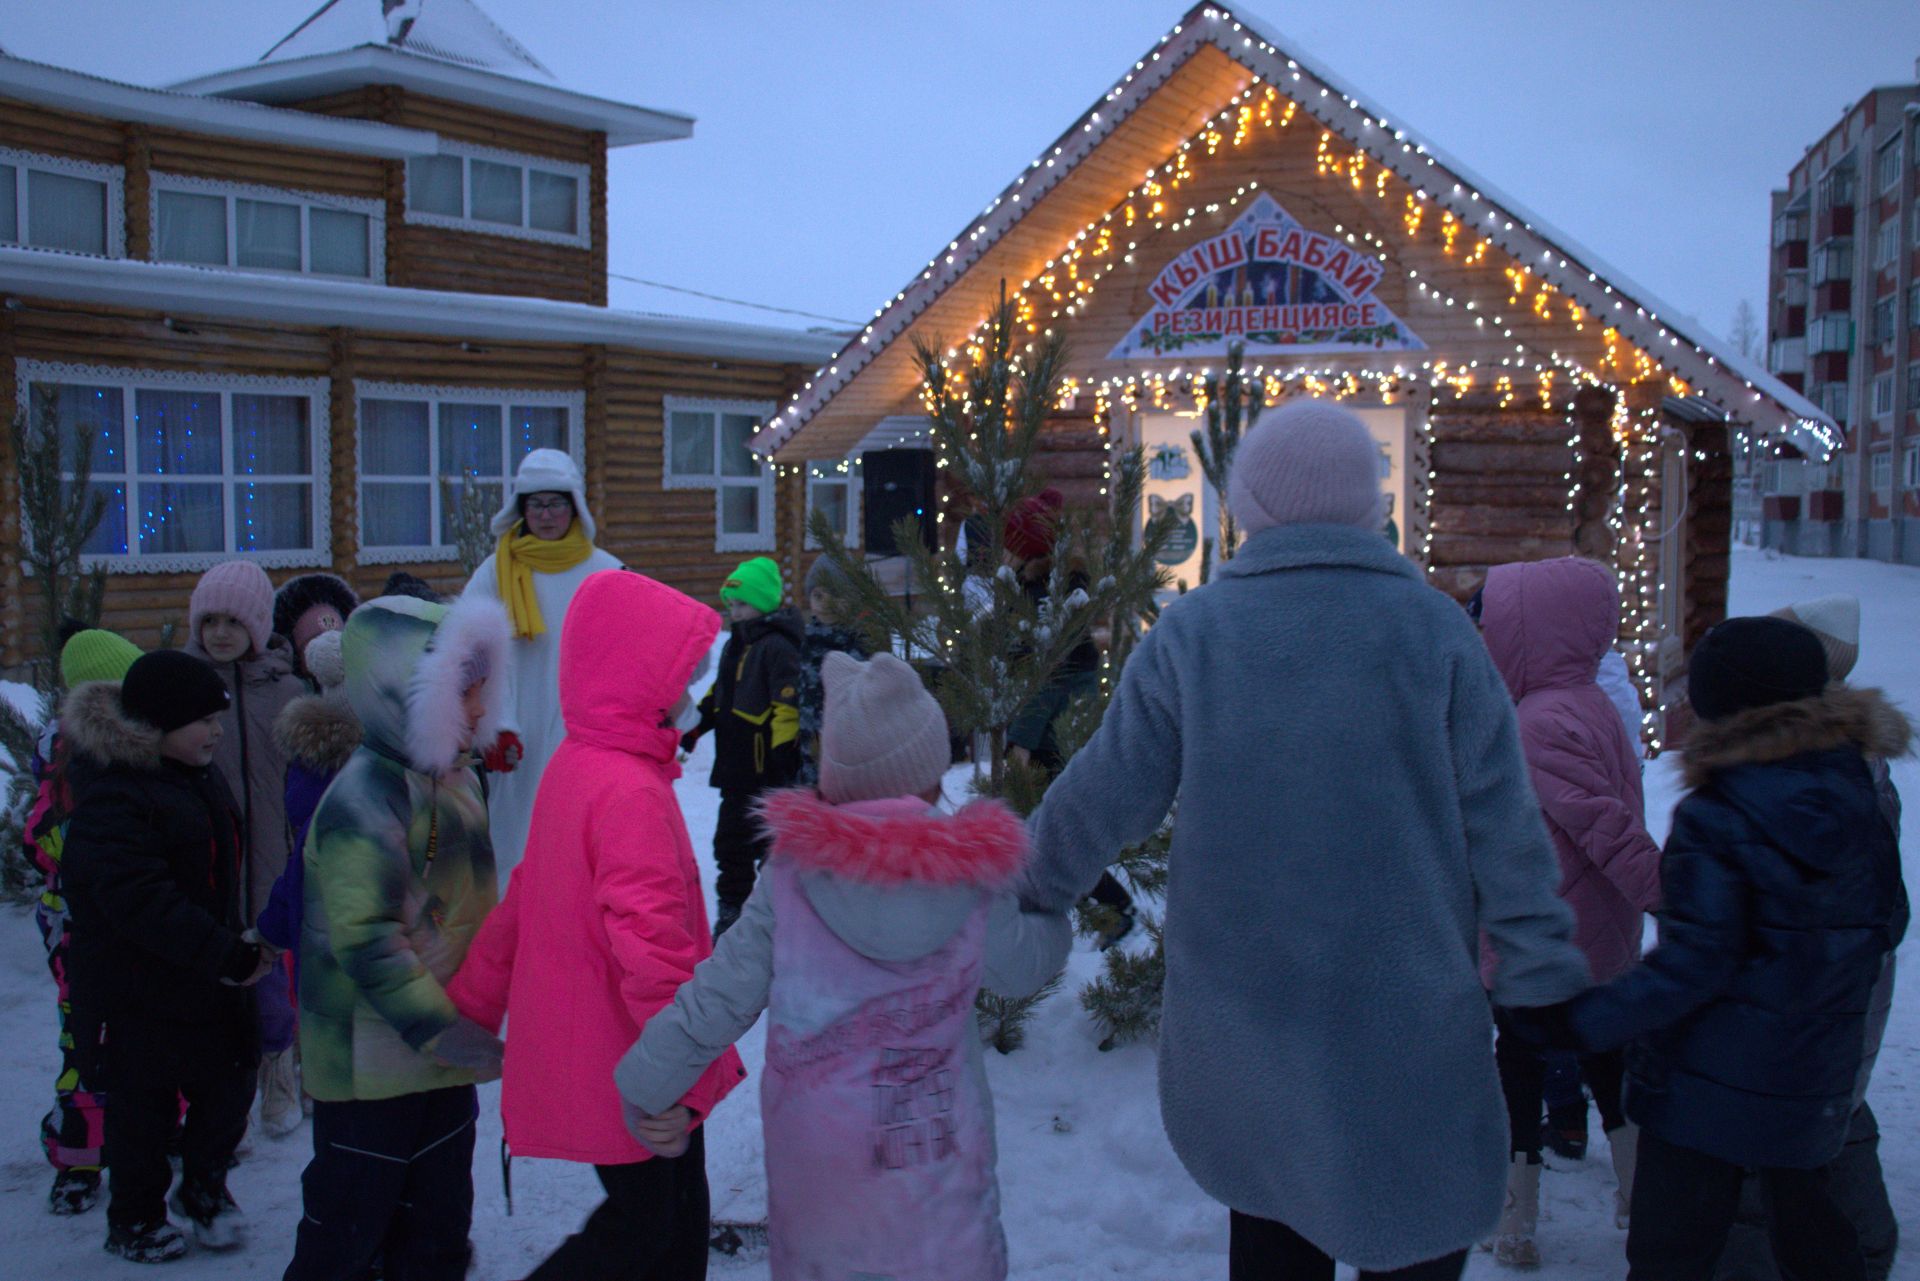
[1138, 415, 1208, 592]
[1108, 192, 1425, 360]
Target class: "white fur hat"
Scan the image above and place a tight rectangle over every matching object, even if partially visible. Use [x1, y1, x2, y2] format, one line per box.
[1771, 594, 1860, 680]
[490, 448, 595, 541]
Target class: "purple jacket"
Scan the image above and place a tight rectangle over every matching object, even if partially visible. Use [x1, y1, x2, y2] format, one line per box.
[1481, 558, 1660, 985]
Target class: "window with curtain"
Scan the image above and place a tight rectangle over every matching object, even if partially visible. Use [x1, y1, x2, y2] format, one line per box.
[27, 365, 325, 567]
[0, 148, 122, 257]
[661, 399, 777, 552]
[356, 386, 580, 558]
[152, 175, 380, 279]
[402, 144, 589, 247]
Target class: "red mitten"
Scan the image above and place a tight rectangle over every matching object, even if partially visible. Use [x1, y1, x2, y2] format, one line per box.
[482, 731, 524, 773]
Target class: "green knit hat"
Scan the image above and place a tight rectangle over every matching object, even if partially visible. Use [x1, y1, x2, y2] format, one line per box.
[60, 629, 143, 688]
[719, 557, 783, 615]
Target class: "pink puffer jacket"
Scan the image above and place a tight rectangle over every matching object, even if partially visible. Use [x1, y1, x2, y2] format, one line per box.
[449, 569, 744, 1164]
[1480, 558, 1660, 986]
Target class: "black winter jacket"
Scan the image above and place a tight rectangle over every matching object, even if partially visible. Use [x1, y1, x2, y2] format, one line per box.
[1571, 685, 1910, 1169]
[687, 607, 804, 793]
[58, 683, 263, 1080]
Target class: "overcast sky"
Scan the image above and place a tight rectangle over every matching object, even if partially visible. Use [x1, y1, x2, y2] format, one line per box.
[8, 1, 1920, 341]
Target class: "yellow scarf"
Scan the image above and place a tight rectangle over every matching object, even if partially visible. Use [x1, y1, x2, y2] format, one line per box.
[495, 521, 593, 640]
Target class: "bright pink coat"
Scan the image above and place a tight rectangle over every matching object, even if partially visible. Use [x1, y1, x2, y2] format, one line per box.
[449, 569, 745, 1164]
[1480, 557, 1660, 986]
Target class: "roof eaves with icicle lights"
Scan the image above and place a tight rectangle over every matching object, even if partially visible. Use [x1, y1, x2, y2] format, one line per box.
[754, 1, 1837, 463]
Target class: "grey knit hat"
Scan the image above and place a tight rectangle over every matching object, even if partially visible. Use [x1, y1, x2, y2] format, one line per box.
[818, 651, 950, 804]
[805, 554, 850, 599]
[1227, 400, 1384, 536]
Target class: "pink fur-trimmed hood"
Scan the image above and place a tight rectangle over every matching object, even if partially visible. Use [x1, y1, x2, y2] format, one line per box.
[759, 790, 1029, 888]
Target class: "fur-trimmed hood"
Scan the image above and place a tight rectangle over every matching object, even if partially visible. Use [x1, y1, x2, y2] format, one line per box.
[341, 593, 510, 777]
[274, 693, 362, 775]
[58, 680, 162, 772]
[760, 791, 1028, 887]
[1683, 684, 1913, 789]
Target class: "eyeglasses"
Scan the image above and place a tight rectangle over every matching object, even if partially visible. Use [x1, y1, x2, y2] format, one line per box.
[523, 497, 574, 515]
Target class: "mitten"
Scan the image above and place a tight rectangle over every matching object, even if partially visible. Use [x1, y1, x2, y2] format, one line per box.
[428, 1016, 505, 1080]
[482, 731, 524, 774]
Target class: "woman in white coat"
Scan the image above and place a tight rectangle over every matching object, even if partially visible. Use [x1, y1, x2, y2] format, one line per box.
[465, 449, 621, 882]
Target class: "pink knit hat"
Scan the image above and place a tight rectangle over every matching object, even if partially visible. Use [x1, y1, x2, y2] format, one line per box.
[818, 651, 952, 805]
[191, 560, 276, 656]
[1227, 400, 1384, 537]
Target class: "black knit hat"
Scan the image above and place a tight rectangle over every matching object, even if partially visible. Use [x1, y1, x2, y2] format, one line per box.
[273, 573, 359, 641]
[380, 571, 443, 603]
[122, 650, 230, 734]
[1687, 616, 1828, 723]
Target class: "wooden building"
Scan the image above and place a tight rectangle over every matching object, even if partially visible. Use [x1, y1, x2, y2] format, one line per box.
[756, 2, 1839, 749]
[0, 0, 842, 667]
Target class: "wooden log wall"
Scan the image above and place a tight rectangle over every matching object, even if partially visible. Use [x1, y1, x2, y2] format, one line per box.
[1425, 401, 1578, 601]
[1681, 421, 1733, 651]
[0, 299, 810, 668]
[291, 88, 607, 307]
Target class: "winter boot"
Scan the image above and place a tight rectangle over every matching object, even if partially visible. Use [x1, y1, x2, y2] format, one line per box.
[1542, 1102, 1588, 1163]
[1608, 1123, 1639, 1230]
[258, 1050, 303, 1139]
[1492, 1154, 1541, 1268]
[50, 1168, 102, 1216]
[170, 1182, 247, 1252]
[712, 900, 743, 941]
[104, 1219, 188, 1264]
[1093, 903, 1138, 952]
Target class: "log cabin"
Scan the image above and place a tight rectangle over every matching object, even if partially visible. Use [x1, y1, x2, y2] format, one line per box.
[0, 0, 844, 669]
[757, 1, 1840, 750]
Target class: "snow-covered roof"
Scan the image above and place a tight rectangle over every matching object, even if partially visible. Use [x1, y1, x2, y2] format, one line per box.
[0, 50, 439, 158]
[261, 0, 554, 81]
[758, 1, 1838, 461]
[0, 247, 841, 366]
[171, 0, 692, 148]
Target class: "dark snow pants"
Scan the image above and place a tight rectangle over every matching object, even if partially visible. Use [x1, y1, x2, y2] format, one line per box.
[1493, 1010, 1624, 1156]
[713, 789, 773, 909]
[1228, 1212, 1467, 1280]
[284, 1085, 476, 1281]
[524, 1129, 709, 1281]
[103, 1051, 253, 1232]
[1628, 1129, 1864, 1281]
[1712, 1104, 1898, 1281]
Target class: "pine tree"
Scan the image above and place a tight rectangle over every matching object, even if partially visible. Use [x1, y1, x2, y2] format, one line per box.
[812, 287, 1175, 1052]
[1189, 340, 1264, 576]
[11, 397, 108, 692]
[0, 691, 48, 903]
[441, 473, 497, 577]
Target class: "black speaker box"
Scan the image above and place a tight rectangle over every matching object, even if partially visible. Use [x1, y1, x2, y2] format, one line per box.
[861, 449, 937, 556]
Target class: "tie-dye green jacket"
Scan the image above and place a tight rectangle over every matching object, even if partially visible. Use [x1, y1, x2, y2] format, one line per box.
[298, 593, 510, 1102]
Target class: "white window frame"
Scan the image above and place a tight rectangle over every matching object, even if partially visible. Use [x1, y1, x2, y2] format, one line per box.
[149, 172, 385, 282]
[1875, 220, 1899, 270]
[1905, 443, 1920, 491]
[15, 359, 330, 572]
[1870, 449, 1892, 495]
[354, 381, 585, 564]
[1872, 372, 1894, 419]
[402, 142, 591, 249]
[1877, 140, 1902, 193]
[0, 146, 126, 259]
[662, 395, 777, 553]
[804, 457, 863, 551]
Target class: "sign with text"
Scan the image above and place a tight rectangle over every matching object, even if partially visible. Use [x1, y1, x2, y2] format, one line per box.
[1109, 193, 1425, 359]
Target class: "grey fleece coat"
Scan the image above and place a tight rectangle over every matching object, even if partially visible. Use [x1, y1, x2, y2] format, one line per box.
[1020, 524, 1588, 1271]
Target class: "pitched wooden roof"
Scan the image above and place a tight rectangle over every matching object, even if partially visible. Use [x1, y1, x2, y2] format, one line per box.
[759, 2, 1834, 463]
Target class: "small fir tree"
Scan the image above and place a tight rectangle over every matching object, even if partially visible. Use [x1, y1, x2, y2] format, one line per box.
[1189, 341, 1264, 576]
[12, 397, 108, 692]
[441, 473, 497, 577]
[812, 288, 1175, 1051]
[0, 690, 49, 903]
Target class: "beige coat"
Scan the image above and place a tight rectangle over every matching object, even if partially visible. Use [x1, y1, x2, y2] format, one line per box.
[188, 634, 306, 921]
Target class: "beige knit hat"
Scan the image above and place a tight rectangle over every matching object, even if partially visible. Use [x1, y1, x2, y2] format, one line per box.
[1227, 399, 1384, 536]
[1770, 595, 1860, 680]
[817, 651, 951, 804]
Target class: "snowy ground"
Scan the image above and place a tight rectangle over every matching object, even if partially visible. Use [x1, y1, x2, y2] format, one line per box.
[1, 542, 1915, 1278]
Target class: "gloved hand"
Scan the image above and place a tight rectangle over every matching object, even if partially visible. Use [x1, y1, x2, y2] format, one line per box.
[429, 1016, 505, 1081]
[679, 729, 703, 756]
[220, 939, 274, 987]
[482, 731, 524, 774]
[1501, 1001, 1584, 1053]
[622, 1101, 693, 1158]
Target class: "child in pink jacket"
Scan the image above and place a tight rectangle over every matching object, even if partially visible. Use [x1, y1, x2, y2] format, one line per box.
[448, 569, 745, 1280]
[616, 651, 1070, 1281]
